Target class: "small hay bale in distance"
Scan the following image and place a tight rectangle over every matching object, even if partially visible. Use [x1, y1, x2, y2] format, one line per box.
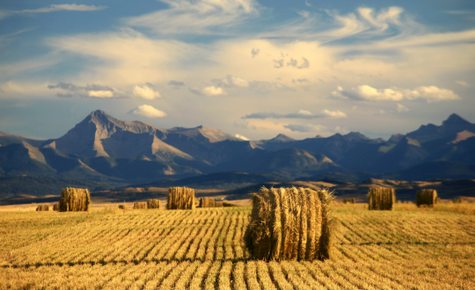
[53, 203, 59, 211]
[215, 201, 224, 207]
[147, 199, 160, 209]
[199, 197, 216, 208]
[343, 198, 355, 204]
[118, 204, 126, 209]
[167, 187, 196, 210]
[36, 205, 49, 211]
[59, 188, 91, 212]
[416, 189, 438, 207]
[244, 186, 333, 261]
[367, 188, 395, 210]
[133, 202, 147, 209]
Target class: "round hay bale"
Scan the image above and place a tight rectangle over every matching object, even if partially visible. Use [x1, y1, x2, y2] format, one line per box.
[133, 202, 147, 209]
[36, 205, 49, 211]
[244, 186, 332, 261]
[59, 188, 91, 212]
[199, 197, 216, 208]
[147, 199, 160, 209]
[416, 189, 437, 207]
[368, 188, 395, 210]
[167, 187, 196, 210]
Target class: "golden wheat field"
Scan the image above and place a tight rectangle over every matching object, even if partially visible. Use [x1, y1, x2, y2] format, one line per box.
[0, 203, 474, 289]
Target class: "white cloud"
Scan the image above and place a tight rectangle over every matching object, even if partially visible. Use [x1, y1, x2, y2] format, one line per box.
[190, 86, 227, 96]
[235, 134, 249, 140]
[396, 103, 409, 113]
[133, 84, 161, 100]
[87, 90, 114, 98]
[331, 85, 460, 102]
[125, 0, 259, 35]
[130, 104, 167, 118]
[242, 109, 347, 119]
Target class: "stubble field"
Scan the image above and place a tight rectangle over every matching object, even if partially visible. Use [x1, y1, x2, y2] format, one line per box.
[0, 203, 474, 289]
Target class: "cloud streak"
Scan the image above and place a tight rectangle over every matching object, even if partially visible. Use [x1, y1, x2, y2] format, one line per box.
[331, 85, 460, 103]
[242, 109, 347, 119]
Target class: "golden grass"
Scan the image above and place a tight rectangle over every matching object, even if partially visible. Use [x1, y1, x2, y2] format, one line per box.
[244, 186, 333, 261]
[416, 189, 437, 207]
[368, 188, 395, 210]
[59, 188, 91, 212]
[167, 187, 196, 210]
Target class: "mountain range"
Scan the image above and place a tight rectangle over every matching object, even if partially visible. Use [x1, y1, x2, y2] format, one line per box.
[1, 110, 475, 197]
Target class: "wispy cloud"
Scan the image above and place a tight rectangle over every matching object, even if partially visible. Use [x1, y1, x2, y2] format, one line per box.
[125, 0, 259, 35]
[283, 124, 326, 132]
[48, 82, 123, 98]
[0, 4, 107, 19]
[212, 75, 249, 88]
[331, 85, 460, 103]
[242, 109, 347, 119]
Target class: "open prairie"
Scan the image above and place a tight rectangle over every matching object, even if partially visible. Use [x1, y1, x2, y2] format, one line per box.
[1, 203, 474, 289]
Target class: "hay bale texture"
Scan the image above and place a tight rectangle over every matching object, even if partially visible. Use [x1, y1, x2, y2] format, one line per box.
[167, 187, 195, 210]
[53, 203, 59, 211]
[147, 199, 161, 209]
[368, 188, 395, 210]
[133, 202, 147, 209]
[199, 197, 216, 208]
[36, 205, 49, 211]
[416, 189, 438, 207]
[59, 188, 91, 212]
[244, 186, 333, 261]
[343, 198, 355, 204]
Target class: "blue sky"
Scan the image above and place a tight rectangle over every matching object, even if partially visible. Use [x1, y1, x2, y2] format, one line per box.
[0, 0, 474, 140]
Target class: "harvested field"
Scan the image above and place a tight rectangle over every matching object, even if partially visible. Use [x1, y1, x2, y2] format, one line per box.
[0, 203, 474, 289]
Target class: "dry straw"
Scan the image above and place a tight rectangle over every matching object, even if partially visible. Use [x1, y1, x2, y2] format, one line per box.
[53, 203, 59, 211]
[368, 188, 395, 210]
[199, 197, 216, 208]
[133, 202, 147, 209]
[416, 189, 438, 207]
[147, 199, 161, 209]
[36, 205, 49, 211]
[167, 187, 196, 210]
[244, 186, 333, 261]
[215, 201, 224, 208]
[59, 188, 91, 212]
[343, 198, 355, 204]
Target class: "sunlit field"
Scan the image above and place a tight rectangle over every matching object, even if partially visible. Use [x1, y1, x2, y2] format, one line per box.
[1, 203, 474, 289]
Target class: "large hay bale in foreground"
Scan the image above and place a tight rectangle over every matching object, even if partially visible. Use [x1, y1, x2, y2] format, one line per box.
[167, 187, 195, 210]
[59, 188, 91, 212]
[147, 199, 160, 209]
[368, 188, 395, 210]
[36, 205, 49, 211]
[199, 197, 215, 208]
[53, 203, 59, 211]
[343, 198, 355, 204]
[133, 202, 147, 209]
[244, 187, 333, 261]
[416, 189, 438, 207]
